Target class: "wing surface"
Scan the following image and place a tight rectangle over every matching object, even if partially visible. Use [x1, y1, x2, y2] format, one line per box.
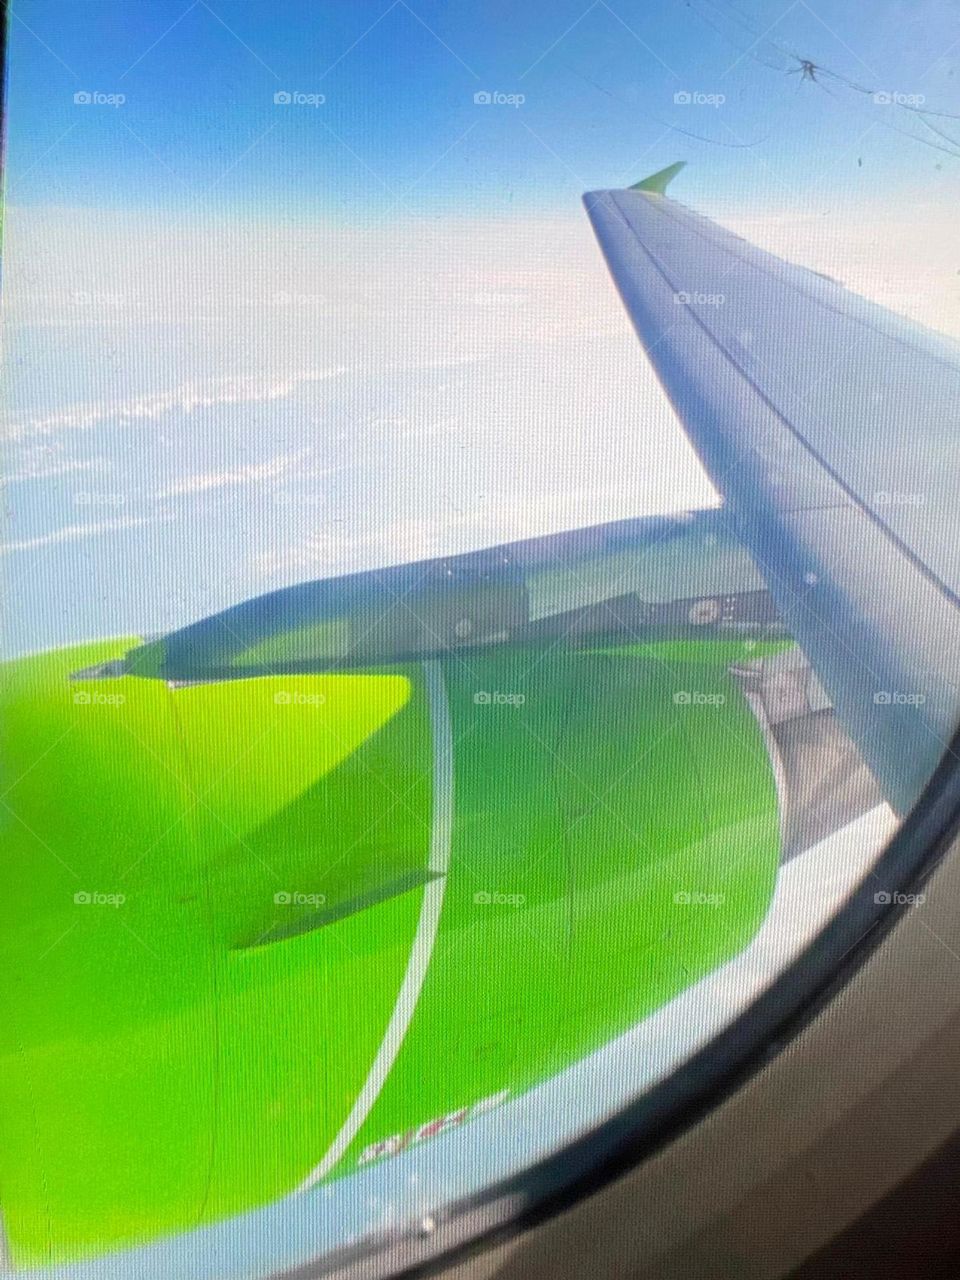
[585, 173, 960, 813]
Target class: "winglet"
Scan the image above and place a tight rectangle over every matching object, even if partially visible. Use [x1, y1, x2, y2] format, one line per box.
[629, 161, 686, 195]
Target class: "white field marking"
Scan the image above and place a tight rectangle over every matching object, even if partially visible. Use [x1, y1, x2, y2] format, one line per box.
[297, 660, 454, 1192]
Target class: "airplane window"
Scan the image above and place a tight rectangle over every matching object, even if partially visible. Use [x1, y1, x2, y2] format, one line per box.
[2, 3, 958, 1277]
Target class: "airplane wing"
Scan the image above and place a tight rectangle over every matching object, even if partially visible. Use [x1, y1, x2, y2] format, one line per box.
[85, 507, 782, 683]
[584, 164, 960, 816]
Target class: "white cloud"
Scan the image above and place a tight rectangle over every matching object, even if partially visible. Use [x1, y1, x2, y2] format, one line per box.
[4, 197, 959, 639]
[1, 370, 347, 443]
[1, 455, 110, 484]
[156, 449, 313, 498]
[0, 514, 172, 554]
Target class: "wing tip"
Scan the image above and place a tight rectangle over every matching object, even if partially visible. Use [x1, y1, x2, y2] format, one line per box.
[628, 160, 686, 195]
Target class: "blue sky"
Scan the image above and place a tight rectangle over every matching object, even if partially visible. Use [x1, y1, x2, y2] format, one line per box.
[7, 0, 960, 220]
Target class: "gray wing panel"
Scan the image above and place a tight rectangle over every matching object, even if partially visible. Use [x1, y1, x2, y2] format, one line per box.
[104, 509, 781, 685]
[585, 186, 960, 814]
